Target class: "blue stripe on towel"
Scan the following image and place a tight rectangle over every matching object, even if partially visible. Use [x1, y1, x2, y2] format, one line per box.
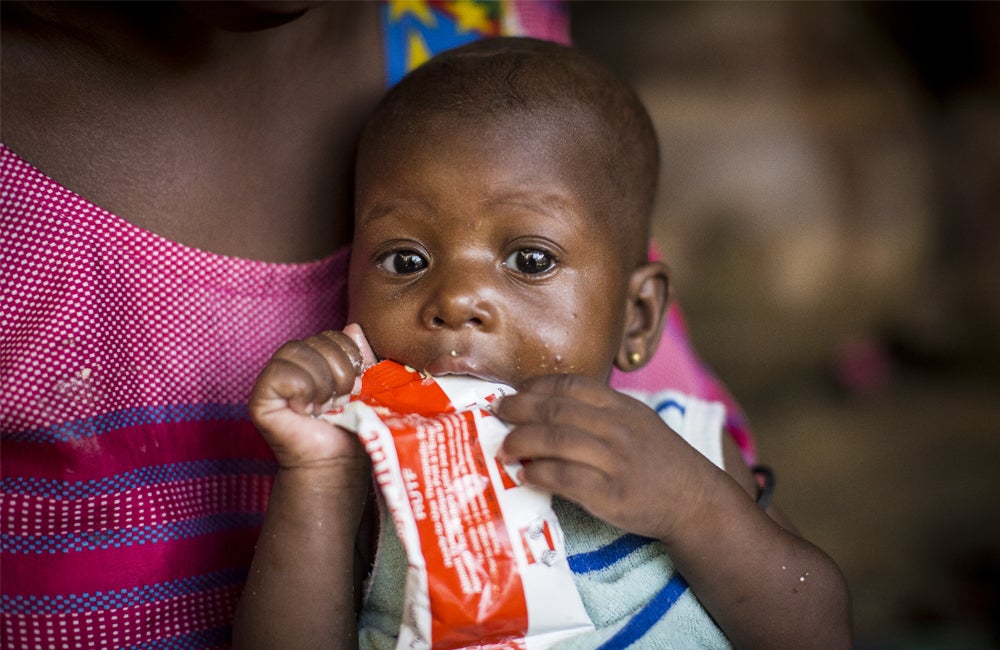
[567, 533, 656, 574]
[654, 398, 686, 417]
[596, 572, 690, 649]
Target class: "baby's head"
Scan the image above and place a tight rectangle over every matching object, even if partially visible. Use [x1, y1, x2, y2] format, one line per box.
[349, 37, 668, 388]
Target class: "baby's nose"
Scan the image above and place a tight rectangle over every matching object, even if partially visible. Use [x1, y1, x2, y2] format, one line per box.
[421, 274, 496, 330]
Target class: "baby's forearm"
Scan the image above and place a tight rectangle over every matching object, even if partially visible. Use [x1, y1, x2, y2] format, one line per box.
[233, 464, 369, 649]
[659, 471, 852, 650]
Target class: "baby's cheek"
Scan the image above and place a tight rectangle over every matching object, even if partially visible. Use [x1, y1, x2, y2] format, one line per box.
[524, 349, 574, 377]
[514, 323, 610, 380]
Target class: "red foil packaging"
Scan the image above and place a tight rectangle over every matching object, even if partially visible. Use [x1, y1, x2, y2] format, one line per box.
[322, 361, 594, 649]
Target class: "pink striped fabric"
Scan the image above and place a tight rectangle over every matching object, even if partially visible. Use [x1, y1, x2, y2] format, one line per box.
[1, 144, 349, 648]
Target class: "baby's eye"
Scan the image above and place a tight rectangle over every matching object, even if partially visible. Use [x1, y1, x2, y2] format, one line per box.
[378, 250, 428, 275]
[503, 248, 555, 275]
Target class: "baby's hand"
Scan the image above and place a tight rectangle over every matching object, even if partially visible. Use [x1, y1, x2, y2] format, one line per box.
[495, 374, 718, 543]
[249, 324, 377, 470]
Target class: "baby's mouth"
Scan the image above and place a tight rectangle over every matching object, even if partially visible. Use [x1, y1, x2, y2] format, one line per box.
[423, 352, 503, 384]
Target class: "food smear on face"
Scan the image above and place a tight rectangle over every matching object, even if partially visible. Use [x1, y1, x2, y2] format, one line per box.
[322, 360, 593, 649]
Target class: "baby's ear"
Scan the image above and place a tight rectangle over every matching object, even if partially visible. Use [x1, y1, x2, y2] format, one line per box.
[614, 261, 670, 372]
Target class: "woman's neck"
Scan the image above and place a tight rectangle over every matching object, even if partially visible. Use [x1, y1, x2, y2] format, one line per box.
[2, 1, 385, 262]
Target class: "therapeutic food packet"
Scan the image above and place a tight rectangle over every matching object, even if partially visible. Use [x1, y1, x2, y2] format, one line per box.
[321, 360, 594, 649]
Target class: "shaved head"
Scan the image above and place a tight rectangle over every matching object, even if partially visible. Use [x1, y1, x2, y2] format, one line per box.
[357, 37, 659, 264]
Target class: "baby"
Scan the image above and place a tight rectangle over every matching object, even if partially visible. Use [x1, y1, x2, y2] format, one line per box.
[234, 37, 851, 649]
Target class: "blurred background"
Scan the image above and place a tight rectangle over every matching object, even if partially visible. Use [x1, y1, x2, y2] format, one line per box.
[571, 2, 999, 649]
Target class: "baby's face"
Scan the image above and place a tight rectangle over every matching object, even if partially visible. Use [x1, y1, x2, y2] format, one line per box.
[349, 114, 632, 388]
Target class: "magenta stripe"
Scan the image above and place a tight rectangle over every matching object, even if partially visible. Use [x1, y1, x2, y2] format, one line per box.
[3, 473, 273, 537]
[1, 528, 261, 597]
[2, 419, 272, 482]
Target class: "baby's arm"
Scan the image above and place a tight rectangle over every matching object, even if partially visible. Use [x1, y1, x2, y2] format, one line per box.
[233, 327, 377, 649]
[496, 374, 852, 650]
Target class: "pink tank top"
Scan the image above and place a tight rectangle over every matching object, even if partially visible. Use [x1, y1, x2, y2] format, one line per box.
[1, 4, 750, 648]
[1, 144, 349, 648]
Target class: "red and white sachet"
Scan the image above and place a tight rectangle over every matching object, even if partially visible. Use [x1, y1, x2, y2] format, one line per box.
[322, 360, 594, 649]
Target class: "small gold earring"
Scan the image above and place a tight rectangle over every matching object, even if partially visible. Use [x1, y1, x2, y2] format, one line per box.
[629, 352, 642, 366]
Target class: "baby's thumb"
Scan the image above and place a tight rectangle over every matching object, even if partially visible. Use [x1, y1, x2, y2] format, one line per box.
[343, 323, 378, 369]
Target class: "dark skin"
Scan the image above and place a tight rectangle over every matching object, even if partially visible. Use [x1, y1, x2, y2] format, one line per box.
[238, 100, 852, 646]
[0, 1, 384, 262]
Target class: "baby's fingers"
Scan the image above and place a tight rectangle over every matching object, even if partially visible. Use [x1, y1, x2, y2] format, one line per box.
[499, 421, 617, 474]
[251, 340, 338, 418]
[304, 331, 366, 397]
[343, 323, 379, 368]
[516, 457, 607, 499]
[495, 390, 606, 434]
